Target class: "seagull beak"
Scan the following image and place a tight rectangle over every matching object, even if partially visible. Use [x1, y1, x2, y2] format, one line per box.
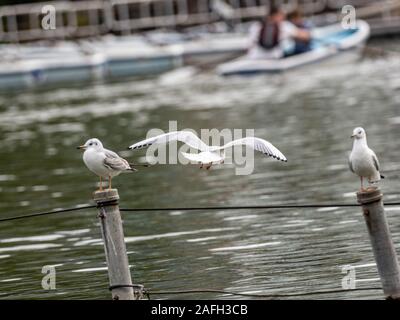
[77, 145, 86, 150]
[350, 134, 355, 138]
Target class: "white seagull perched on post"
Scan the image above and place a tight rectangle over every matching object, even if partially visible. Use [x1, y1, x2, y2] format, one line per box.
[349, 127, 384, 191]
[128, 131, 287, 170]
[78, 138, 136, 190]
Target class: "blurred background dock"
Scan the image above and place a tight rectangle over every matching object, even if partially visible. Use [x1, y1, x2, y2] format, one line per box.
[1, 0, 400, 42]
[1, 0, 399, 90]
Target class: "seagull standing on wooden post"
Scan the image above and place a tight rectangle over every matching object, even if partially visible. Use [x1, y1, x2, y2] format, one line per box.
[78, 138, 136, 191]
[349, 127, 384, 191]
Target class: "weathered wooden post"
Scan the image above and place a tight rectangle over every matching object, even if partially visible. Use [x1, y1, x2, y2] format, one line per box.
[357, 187, 400, 299]
[94, 188, 140, 300]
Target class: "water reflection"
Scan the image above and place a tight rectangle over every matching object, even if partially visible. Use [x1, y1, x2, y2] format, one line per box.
[0, 48, 400, 299]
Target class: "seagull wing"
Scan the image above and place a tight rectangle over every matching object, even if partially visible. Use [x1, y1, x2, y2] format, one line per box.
[348, 158, 355, 173]
[371, 151, 380, 171]
[210, 137, 287, 162]
[348, 152, 355, 173]
[103, 149, 132, 171]
[129, 131, 210, 151]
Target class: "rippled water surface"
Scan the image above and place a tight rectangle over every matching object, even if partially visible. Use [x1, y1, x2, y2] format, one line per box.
[1, 40, 400, 299]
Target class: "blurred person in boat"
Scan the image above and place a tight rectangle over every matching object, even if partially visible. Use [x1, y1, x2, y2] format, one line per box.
[287, 8, 312, 55]
[247, 5, 311, 59]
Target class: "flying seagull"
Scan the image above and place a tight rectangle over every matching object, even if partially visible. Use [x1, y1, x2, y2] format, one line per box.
[78, 138, 136, 190]
[349, 127, 384, 191]
[128, 131, 287, 170]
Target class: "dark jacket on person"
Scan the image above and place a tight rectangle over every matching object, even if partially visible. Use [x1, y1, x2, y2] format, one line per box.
[258, 20, 280, 50]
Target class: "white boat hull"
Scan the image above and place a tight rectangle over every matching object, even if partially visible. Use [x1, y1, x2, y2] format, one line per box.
[0, 53, 107, 90]
[217, 20, 370, 76]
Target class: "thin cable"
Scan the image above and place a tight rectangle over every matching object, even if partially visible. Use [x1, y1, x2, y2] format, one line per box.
[0, 205, 96, 222]
[120, 204, 361, 212]
[2, 202, 400, 223]
[146, 287, 383, 298]
[120, 202, 400, 212]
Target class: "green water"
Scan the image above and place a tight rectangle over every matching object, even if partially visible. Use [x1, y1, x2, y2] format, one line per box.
[1, 45, 400, 299]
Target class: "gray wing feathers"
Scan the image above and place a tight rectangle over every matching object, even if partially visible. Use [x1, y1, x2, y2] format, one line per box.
[348, 153, 354, 173]
[104, 150, 131, 171]
[371, 152, 380, 171]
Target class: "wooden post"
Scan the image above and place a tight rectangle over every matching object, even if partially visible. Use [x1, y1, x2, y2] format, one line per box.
[94, 189, 138, 300]
[357, 187, 400, 299]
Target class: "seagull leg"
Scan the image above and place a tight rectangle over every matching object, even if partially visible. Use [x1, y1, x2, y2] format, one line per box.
[200, 163, 203, 169]
[360, 177, 364, 192]
[99, 176, 103, 191]
[366, 177, 374, 191]
[108, 175, 112, 190]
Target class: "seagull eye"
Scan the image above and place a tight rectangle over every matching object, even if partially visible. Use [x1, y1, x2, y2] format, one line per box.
[358, 131, 362, 134]
[89, 143, 93, 146]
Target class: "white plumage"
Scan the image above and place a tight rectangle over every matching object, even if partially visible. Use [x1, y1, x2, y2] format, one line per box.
[129, 131, 210, 152]
[181, 151, 224, 166]
[349, 127, 384, 190]
[78, 138, 135, 190]
[129, 130, 287, 170]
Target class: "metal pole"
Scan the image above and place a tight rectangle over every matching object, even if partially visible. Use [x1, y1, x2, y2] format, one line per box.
[357, 187, 400, 300]
[94, 188, 137, 300]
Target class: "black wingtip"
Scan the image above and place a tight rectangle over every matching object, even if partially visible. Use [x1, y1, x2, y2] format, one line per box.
[129, 163, 151, 168]
[381, 174, 385, 179]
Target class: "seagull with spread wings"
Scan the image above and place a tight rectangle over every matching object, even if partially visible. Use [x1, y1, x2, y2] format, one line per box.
[128, 131, 287, 170]
[349, 127, 384, 191]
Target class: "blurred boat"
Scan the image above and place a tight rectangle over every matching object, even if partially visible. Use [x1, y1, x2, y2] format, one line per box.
[82, 35, 183, 78]
[85, 31, 249, 77]
[177, 32, 249, 66]
[0, 22, 253, 91]
[0, 44, 107, 90]
[217, 20, 370, 76]
[145, 30, 250, 66]
[0, 59, 37, 89]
